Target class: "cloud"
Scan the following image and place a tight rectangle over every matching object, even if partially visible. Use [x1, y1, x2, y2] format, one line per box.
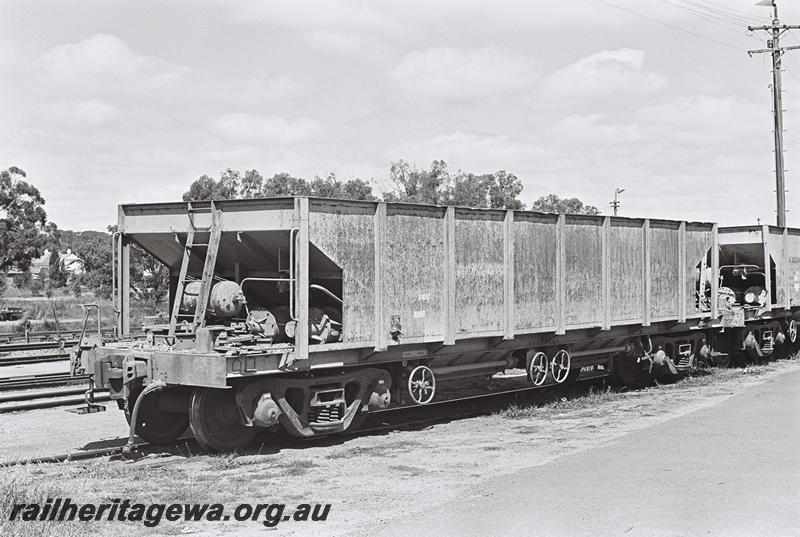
[0, 40, 18, 68]
[219, 0, 390, 33]
[392, 131, 546, 173]
[390, 47, 538, 100]
[41, 99, 120, 127]
[543, 49, 665, 99]
[212, 113, 322, 144]
[550, 114, 641, 145]
[39, 34, 186, 99]
[636, 94, 763, 145]
[305, 30, 369, 55]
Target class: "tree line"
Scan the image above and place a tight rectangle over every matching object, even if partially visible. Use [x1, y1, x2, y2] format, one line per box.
[0, 163, 599, 304]
[182, 160, 600, 215]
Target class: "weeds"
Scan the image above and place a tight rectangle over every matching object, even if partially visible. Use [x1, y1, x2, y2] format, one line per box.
[497, 386, 623, 420]
[325, 440, 422, 460]
[0, 466, 90, 537]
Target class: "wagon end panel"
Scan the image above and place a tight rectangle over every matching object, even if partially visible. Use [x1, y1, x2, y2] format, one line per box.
[767, 226, 800, 309]
[684, 223, 715, 318]
[787, 229, 800, 307]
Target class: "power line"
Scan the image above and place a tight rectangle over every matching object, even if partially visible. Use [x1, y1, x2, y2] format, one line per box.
[784, 66, 800, 84]
[599, 0, 746, 52]
[662, 0, 762, 41]
[700, 0, 766, 21]
[675, 0, 757, 27]
[679, 0, 760, 25]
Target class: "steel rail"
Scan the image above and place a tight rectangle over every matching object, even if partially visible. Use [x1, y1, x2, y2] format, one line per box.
[0, 393, 110, 413]
[0, 352, 70, 365]
[0, 373, 92, 391]
[0, 341, 77, 353]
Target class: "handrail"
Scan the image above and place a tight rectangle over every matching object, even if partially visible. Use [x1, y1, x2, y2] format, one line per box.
[309, 284, 342, 304]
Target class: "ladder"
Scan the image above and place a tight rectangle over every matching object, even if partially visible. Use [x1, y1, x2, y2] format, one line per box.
[168, 202, 222, 336]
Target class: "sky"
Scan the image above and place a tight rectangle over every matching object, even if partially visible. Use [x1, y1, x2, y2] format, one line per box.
[2, 0, 800, 230]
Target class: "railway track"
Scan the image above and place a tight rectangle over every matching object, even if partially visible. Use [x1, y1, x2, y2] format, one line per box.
[0, 371, 610, 467]
[0, 386, 109, 413]
[0, 372, 92, 391]
[0, 329, 116, 346]
[0, 352, 71, 365]
[0, 372, 108, 413]
[0, 340, 77, 353]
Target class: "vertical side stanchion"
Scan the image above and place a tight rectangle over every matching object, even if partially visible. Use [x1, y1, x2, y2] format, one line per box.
[120, 235, 131, 336]
[601, 216, 611, 330]
[784, 227, 791, 310]
[444, 206, 456, 346]
[503, 210, 515, 340]
[678, 222, 687, 323]
[711, 224, 719, 320]
[293, 197, 310, 367]
[556, 214, 566, 335]
[763, 224, 773, 308]
[374, 203, 387, 352]
[643, 219, 651, 327]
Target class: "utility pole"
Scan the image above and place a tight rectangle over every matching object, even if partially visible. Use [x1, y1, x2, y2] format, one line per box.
[748, 0, 800, 228]
[610, 188, 624, 216]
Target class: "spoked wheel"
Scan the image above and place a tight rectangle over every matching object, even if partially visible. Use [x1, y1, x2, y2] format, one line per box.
[189, 387, 256, 452]
[126, 388, 190, 445]
[550, 350, 571, 384]
[788, 319, 798, 346]
[407, 365, 436, 405]
[527, 351, 549, 386]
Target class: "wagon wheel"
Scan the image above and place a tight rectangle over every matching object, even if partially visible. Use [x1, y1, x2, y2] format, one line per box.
[550, 350, 571, 384]
[407, 365, 436, 405]
[527, 351, 549, 386]
[611, 352, 654, 389]
[189, 387, 256, 452]
[788, 319, 798, 345]
[742, 331, 764, 362]
[126, 388, 189, 445]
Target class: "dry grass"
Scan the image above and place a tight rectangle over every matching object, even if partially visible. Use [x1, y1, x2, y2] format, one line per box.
[497, 385, 624, 420]
[324, 440, 422, 460]
[0, 291, 163, 335]
[388, 464, 425, 476]
[274, 459, 321, 477]
[495, 358, 796, 421]
[0, 466, 93, 537]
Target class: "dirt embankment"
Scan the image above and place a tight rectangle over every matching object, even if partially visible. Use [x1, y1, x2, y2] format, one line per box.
[2, 358, 799, 537]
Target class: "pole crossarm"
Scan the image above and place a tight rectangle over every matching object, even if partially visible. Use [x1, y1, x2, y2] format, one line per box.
[749, 24, 800, 31]
[749, 44, 800, 56]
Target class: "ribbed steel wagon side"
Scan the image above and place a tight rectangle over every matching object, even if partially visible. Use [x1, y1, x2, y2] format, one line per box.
[83, 197, 720, 451]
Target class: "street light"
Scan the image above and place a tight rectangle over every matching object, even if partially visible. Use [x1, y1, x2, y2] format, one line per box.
[610, 188, 625, 216]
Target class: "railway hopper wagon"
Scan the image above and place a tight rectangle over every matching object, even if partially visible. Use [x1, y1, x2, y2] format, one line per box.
[82, 197, 726, 452]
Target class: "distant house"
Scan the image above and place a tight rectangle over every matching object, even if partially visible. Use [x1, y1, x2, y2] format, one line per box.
[61, 249, 85, 276]
[29, 249, 86, 280]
